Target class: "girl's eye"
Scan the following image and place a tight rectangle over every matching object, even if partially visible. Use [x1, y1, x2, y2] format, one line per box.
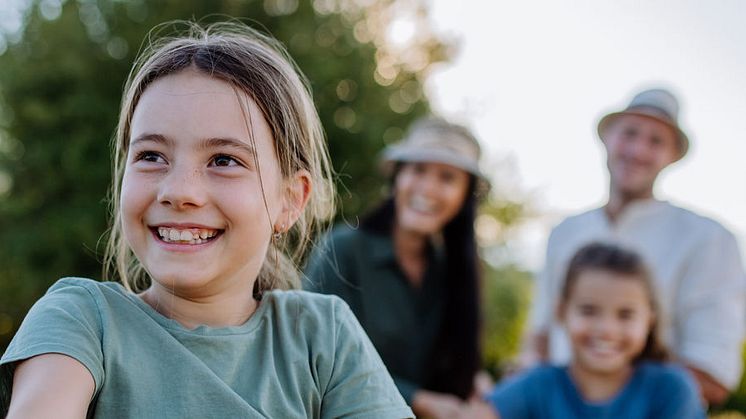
[578, 305, 597, 316]
[211, 154, 241, 167]
[619, 309, 635, 320]
[135, 151, 165, 164]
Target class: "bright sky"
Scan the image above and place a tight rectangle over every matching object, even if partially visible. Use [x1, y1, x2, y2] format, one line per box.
[422, 0, 746, 270]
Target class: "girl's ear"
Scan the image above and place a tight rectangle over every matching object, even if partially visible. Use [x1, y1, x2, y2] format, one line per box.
[278, 169, 312, 230]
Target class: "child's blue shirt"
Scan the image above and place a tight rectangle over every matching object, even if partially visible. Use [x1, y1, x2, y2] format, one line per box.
[486, 362, 705, 419]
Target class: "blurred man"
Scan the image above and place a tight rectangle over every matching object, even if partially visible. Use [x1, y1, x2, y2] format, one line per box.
[524, 88, 746, 404]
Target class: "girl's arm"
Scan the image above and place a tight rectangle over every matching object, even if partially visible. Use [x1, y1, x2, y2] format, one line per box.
[6, 354, 94, 419]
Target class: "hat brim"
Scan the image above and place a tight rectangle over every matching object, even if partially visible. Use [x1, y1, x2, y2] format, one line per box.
[381, 146, 491, 196]
[597, 111, 689, 161]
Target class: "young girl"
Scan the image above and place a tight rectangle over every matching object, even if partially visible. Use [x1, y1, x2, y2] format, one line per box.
[462, 242, 705, 419]
[304, 118, 490, 418]
[0, 21, 413, 418]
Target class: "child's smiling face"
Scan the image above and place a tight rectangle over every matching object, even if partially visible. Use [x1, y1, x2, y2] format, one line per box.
[560, 269, 654, 377]
[121, 68, 290, 297]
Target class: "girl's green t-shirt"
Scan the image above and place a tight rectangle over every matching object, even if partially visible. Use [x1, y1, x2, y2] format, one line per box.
[1, 278, 413, 418]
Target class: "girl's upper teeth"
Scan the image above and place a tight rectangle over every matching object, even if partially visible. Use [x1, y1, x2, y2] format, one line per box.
[158, 227, 218, 243]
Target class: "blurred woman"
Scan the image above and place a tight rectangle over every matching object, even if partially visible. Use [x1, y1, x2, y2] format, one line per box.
[304, 118, 489, 418]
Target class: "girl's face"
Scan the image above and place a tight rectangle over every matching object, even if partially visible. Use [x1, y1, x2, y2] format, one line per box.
[560, 269, 654, 377]
[393, 161, 470, 236]
[121, 69, 300, 297]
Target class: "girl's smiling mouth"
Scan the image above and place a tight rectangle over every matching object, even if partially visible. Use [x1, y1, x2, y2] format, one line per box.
[150, 226, 224, 245]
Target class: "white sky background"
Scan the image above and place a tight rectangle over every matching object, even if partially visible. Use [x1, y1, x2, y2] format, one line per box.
[419, 0, 746, 270]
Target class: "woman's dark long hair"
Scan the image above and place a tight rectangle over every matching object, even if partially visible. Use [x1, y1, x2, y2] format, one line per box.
[361, 174, 481, 399]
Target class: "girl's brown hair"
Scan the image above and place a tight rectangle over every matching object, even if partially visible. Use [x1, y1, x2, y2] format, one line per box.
[104, 21, 335, 295]
[560, 242, 669, 363]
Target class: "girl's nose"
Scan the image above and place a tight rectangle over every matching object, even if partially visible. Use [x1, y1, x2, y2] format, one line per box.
[157, 165, 207, 209]
[594, 316, 619, 336]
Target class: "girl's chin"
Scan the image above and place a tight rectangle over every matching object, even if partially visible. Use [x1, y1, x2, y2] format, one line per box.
[148, 274, 214, 291]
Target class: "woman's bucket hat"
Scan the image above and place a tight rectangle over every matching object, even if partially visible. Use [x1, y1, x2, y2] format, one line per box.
[381, 117, 490, 196]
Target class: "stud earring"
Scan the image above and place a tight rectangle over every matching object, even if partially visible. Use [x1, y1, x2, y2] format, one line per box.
[273, 223, 286, 240]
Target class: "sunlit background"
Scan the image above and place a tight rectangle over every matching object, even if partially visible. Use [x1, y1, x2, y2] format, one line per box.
[421, 0, 746, 269]
[4, 0, 745, 269]
[1, 0, 746, 413]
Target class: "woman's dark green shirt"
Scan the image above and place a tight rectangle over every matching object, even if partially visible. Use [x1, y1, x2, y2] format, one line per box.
[303, 225, 447, 403]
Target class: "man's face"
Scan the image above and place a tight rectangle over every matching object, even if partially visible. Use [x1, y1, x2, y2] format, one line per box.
[602, 114, 679, 199]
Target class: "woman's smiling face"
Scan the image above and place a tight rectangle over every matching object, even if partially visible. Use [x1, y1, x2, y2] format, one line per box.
[121, 69, 287, 297]
[393, 161, 471, 236]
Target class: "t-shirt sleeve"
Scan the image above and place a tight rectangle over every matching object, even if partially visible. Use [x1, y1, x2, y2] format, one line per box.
[0, 280, 105, 401]
[651, 366, 706, 419]
[321, 299, 413, 419]
[675, 226, 746, 389]
[484, 369, 535, 419]
[391, 374, 419, 405]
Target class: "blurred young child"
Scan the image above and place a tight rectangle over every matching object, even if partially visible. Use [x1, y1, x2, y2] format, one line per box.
[462, 242, 705, 419]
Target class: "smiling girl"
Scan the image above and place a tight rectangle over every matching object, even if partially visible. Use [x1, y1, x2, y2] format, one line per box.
[0, 21, 412, 418]
[462, 242, 705, 419]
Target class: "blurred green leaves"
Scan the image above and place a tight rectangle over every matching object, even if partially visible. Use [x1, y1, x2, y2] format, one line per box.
[0, 1, 533, 380]
[0, 0, 449, 349]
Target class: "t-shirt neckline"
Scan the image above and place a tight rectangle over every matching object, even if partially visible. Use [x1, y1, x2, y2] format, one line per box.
[119, 284, 272, 336]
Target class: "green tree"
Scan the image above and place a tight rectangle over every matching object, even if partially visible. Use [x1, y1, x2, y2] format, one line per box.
[0, 0, 449, 350]
[481, 263, 532, 376]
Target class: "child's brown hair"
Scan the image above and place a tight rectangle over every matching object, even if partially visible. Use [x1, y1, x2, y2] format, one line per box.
[104, 21, 335, 295]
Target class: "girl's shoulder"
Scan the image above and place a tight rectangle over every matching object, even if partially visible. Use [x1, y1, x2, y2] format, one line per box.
[260, 290, 355, 327]
[634, 361, 700, 393]
[635, 361, 696, 383]
[489, 364, 564, 398]
[48, 276, 126, 295]
[626, 362, 705, 418]
[258, 290, 373, 360]
[28, 277, 129, 314]
[485, 365, 566, 417]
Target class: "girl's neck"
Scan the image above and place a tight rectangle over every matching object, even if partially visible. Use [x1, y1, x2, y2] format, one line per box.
[140, 283, 258, 329]
[568, 362, 634, 403]
[392, 224, 429, 288]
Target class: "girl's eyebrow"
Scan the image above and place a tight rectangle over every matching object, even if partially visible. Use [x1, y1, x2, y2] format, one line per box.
[130, 133, 171, 147]
[130, 134, 256, 156]
[200, 137, 256, 156]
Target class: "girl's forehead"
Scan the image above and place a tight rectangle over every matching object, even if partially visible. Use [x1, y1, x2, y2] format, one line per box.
[149, 68, 232, 92]
[130, 70, 272, 148]
[570, 270, 649, 300]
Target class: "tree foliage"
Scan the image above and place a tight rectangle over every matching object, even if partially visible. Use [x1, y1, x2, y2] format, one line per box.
[481, 263, 532, 376]
[0, 0, 450, 350]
